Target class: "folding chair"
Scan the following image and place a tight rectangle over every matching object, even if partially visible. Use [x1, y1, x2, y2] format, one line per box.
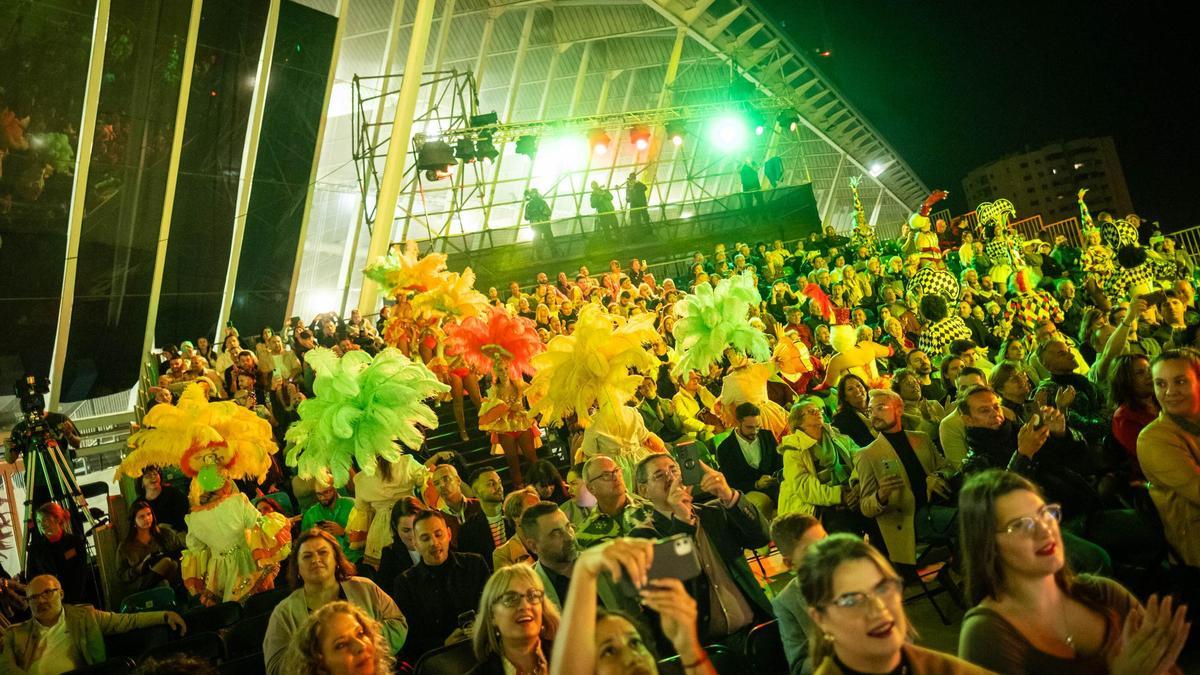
[119, 586, 176, 613]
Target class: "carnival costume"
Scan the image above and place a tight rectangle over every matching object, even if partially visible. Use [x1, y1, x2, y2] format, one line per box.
[847, 176, 878, 257]
[1101, 217, 1180, 300]
[903, 189, 950, 268]
[975, 198, 1027, 288]
[116, 384, 291, 605]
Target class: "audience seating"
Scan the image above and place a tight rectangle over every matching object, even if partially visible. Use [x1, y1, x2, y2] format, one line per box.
[219, 652, 267, 675]
[221, 612, 272, 656]
[64, 657, 135, 675]
[181, 600, 242, 634]
[141, 631, 226, 664]
[901, 543, 964, 626]
[119, 586, 176, 613]
[243, 585, 292, 618]
[744, 620, 788, 672]
[104, 624, 172, 661]
[414, 639, 478, 675]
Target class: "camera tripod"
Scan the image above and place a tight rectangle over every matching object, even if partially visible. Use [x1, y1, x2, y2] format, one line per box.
[19, 433, 100, 583]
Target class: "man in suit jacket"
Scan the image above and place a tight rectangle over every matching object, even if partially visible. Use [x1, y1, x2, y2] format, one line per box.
[857, 389, 956, 566]
[716, 402, 782, 514]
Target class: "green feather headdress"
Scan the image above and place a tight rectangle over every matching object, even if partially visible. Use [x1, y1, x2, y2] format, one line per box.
[671, 274, 769, 376]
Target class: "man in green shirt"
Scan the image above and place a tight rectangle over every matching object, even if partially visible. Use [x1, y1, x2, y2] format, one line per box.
[301, 483, 361, 562]
[575, 455, 655, 549]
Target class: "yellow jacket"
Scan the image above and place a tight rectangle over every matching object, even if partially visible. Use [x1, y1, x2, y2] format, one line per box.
[856, 430, 949, 565]
[777, 427, 860, 517]
[672, 388, 718, 437]
[1137, 413, 1200, 567]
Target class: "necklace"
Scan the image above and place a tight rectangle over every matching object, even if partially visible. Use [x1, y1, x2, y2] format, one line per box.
[1059, 601, 1076, 654]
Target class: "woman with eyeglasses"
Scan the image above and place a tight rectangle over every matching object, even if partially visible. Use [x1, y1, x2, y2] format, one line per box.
[957, 469, 1189, 674]
[799, 533, 988, 674]
[468, 564, 559, 675]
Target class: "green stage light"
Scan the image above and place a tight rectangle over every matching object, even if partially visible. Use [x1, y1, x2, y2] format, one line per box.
[666, 119, 687, 146]
[709, 114, 747, 153]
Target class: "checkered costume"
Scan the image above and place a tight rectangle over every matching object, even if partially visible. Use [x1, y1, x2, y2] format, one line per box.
[918, 316, 972, 358]
[1081, 245, 1115, 288]
[909, 267, 960, 303]
[1004, 290, 1064, 334]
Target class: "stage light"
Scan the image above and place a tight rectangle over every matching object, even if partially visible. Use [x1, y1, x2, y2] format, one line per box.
[515, 135, 538, 159]
[475, 133, 499, 161]
[417, 139, 455, 171]
[666, 119, 687, 146]
[749, 111, 765, 136]
[588, 128, 611, 155]
[776, 111, 800, 132]
[454, 138, 477, 163]
[630, 125, 651, 151]
[709, 114, 747, 153]
[469, 111, 499, 128]
[869, 163, 885, 177]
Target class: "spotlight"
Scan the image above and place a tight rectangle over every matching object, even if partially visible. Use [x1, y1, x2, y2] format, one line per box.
[475, 134, 499, 161]
[776, 111, 800, 132]
[630, 125, 651, 151]
[588, 128, 611, 155]
[709, 114, 747, 153]
[749, 111, 766, 136]
[454, 137, 477, 163]
[869, 163, 886, 178]
[469, 111, 499, 128]
[666, 119, 687, 146]
[515, 135, 538, 159]
[417, 139, 455, 171]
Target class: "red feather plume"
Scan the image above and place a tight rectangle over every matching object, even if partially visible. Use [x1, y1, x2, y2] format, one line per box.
[444, 307, 543, 382]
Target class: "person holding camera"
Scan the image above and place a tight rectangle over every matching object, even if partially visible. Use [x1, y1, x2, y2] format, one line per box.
[632, 454, 773, 645]
[117, 500, 185, 593]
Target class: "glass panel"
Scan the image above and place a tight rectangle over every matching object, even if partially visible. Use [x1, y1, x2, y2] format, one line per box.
[60, 0, 192, 402]
[0, 0, 95, 406]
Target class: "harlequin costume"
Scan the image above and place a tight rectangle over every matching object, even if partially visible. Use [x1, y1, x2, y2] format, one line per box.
[847, 176, 878, 257]
[903, 189, 950, 268]
[116, 384, 291, 605]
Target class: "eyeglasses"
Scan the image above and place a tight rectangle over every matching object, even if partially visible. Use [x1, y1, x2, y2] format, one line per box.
[588, 469, 622, 484]
[27, 588, 61, 602]
[998, 503, 1062, 536]
[649, 465, 681, 483]
[824, 578, 902, 613]
[496, 589, 545, 609]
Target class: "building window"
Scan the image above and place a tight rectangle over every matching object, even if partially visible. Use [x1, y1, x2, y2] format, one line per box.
[1073, 162, 1085, 170]
[1051, 168, 1057, 174]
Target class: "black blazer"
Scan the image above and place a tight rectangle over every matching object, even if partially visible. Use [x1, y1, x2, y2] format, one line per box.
[464, 639, 555, 675]
[715, 429, 781, 495]
[457, 511, 514, 570]
[832, 407, 874, 448]
[376, 541, 418, 592]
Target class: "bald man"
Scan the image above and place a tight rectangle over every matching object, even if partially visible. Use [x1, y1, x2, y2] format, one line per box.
[0, 575, 186, 672]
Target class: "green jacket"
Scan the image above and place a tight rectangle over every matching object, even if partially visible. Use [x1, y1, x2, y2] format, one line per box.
[1, 604, 171, 672]
[777, 427, 860, 517]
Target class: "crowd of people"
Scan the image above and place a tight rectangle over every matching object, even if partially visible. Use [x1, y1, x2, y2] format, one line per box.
[2, 186, 1199, 675]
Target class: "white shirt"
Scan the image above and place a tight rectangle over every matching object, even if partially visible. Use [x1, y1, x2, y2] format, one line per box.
[30, 612, 81, 675]
[734, 431, 762, 470]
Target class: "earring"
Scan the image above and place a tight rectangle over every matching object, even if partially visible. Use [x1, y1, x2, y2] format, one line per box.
[823, 632, 835, 643]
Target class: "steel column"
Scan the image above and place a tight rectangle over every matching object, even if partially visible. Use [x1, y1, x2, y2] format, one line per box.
[215, 0, 281, 333]
[49, 0, 112, 408]
[479, 7, 536, 232]
[357, 0, 437, 315]
[820, 152, 846, 221]
[141, 0, 204, 360]
[566, 41, 592, 117]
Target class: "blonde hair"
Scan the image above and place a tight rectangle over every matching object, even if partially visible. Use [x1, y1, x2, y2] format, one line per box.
[290, 601, 394, 675]
[472, 564, 560, 661]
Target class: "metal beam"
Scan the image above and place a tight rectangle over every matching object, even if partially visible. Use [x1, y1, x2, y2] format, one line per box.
[49, 0, 111, 408]
[216, 0, 281, 334]
[285, 0, 348, 326]
[357, 0, 436, 315]
[142, 0, 203, 360]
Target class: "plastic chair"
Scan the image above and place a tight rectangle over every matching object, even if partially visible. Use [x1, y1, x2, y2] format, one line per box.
[243, 585, 292, 618]
[65, 657, 135, 674]
[104, 624, 171, 660]
[142, 631, 226, 664]
[181, 600, 242, 634]
[219, 653, 267, 675]
[414, 639, 479, 675]
[745, 620, 788, 673]
[255, 492, 295, 517]
[222, 612, 272, 656]
[119, 586, 177, 613]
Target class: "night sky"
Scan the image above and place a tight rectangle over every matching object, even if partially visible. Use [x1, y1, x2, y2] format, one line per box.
[757, 1, 1199, 232]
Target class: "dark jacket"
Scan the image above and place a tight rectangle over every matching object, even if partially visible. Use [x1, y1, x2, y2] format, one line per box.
[464, 639, 554, 675]
[716, 430, 782, 495]
[831, 407, 874, 448]
[393, 552, 491, 661]
[457, 511, 514, 571]
[377, 541, 419, 592]
[640, 497, 774, 632]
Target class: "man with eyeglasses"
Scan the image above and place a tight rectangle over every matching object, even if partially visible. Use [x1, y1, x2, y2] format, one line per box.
[0, 575, 186, 672]
[574, 456, 655, 549]
[633, 453, 773, 645]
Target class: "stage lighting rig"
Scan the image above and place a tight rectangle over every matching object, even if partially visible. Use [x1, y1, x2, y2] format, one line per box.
[629, 125, 651, 151]
[588, 128, 611, 155]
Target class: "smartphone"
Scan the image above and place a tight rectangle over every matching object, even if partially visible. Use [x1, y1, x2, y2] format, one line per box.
[880, 457, 901, 477]
[673, 440, 704, 487]
[616, 534, 702, 599]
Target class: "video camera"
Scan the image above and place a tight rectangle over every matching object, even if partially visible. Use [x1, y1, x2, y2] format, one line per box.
[12, 373, 53, 447]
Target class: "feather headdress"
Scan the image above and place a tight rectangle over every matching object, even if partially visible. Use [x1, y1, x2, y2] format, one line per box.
[671, 274, 769, 376]
[410, 268, 489, 322]
[117, 384, 276, 497]
[362, 241, 448, 296]
[284, 348, 449, 487]
[444, 306, 543, 382]
[526, 305, 659, 427]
